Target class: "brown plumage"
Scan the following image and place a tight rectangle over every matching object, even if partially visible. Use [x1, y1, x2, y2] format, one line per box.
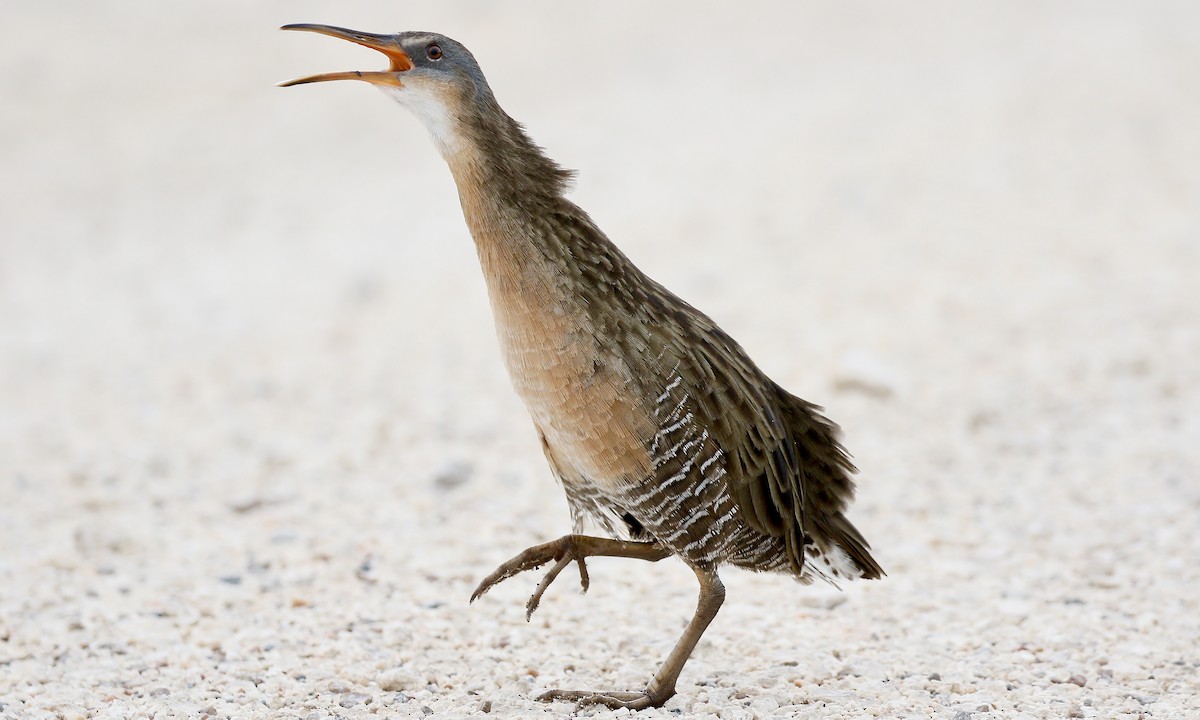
[282, 25, 884, 710]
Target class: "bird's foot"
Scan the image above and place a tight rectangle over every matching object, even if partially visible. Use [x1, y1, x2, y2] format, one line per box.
[469, 535, 589, 620]
[537, 688, 668, 710]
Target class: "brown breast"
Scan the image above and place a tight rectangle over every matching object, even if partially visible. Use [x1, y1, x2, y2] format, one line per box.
[486, 257, 653, 489]
[456, 169, 654, 490]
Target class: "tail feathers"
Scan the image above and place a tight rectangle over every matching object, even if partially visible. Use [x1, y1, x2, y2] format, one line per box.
[776, 388, 884, 583]
[817, 514, 885, 581]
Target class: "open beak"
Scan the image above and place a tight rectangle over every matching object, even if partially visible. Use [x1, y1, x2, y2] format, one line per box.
[278, 24, 413, 87]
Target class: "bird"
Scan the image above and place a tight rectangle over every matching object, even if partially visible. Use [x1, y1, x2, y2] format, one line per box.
[280, 24, 884, 711]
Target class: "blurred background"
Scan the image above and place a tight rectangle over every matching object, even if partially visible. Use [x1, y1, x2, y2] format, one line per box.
[1, 2, 1197, 717]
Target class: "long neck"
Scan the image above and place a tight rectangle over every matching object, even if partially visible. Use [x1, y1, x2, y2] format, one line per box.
[451, 100, 574, 210]
[439, 103, 578, 294]
[430, 98, 650, 336]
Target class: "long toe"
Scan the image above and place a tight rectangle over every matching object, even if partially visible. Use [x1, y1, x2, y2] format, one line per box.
[537, 688, 661, 710]
[469, 539, 566, 602]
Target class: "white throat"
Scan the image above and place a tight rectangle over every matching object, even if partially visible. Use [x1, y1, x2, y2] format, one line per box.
[378, 84, 462, 158]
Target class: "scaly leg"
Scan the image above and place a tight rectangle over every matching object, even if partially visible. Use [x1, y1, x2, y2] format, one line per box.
[537, 567, 726, 710]
[470, 534, 670, 620]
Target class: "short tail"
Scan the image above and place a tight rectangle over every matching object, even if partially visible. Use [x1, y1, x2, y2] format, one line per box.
[819, 513, 885, 580]
[777, 386, 885, 582]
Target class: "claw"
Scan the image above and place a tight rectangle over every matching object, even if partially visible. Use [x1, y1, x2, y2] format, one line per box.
[538, 688, 658, 710]
[577, 554, 591, 593]
[466, 536, 680, 709]
[525, 554, 568, 619]
[470, 540, 558, 603]
[470, 536, 586, 614]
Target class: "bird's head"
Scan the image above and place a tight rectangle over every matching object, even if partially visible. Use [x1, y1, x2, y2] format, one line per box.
[280, 25, 490, 155]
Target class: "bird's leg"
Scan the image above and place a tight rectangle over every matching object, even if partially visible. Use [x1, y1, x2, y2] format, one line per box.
[538, 567, 726, 710]
[470, 534, 670, 620]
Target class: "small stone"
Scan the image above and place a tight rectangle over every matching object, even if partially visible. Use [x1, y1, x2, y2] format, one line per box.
[433, 461, 472, 490]
[228, 497, 265, 514]
[751, 696, 780, 713]
[1069, 674, 1087, 687]
[833, 350, 905, 398]
[953, 712, 972, 720]
[339, 693, 370, 708]
[56, 704, 88, 720]
[329, 679, 350, 693]
[480, 700, 492, 713]
[928, 673, 942, 681]
[356, 555, 377, 584]
[379, 668, 420, 692]
[1068, 706, 1084, 718]
[219, 575, 242, 585]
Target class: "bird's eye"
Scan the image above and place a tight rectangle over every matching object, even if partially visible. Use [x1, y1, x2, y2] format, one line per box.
[426, 44, 443, 61]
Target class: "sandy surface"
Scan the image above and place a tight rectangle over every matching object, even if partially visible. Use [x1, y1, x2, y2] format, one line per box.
[2, 2, 1199, 718]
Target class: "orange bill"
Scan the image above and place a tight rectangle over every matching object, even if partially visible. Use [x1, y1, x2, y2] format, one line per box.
[279, 24, 412, 87]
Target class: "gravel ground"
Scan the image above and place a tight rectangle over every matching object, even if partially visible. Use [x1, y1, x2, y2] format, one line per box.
[2, 2, 1198, 719]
